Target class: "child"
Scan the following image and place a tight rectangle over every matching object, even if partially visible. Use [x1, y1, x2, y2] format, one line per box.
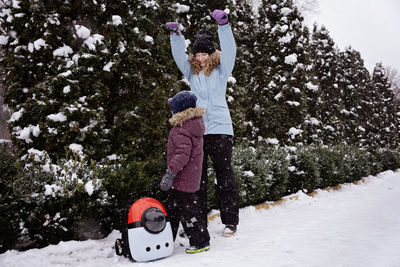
[166, 9, 239, 237]
[160, 90, 210, 254]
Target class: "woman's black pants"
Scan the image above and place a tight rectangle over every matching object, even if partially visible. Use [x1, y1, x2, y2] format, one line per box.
[197, 134, 239, 226]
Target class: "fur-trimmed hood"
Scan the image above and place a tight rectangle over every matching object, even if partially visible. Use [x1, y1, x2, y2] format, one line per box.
[189, 50, 221, 76]
[169, 107, 206, 127]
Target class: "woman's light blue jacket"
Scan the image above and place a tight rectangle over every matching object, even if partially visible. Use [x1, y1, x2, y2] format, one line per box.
[170, 24, 236, 136]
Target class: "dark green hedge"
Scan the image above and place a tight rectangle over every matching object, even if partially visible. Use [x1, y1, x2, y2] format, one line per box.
[1, 144, 400, 252]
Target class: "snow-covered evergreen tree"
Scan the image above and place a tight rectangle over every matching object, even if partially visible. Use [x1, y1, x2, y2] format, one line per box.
[368, 63, 399, 149]
[336, 47, 372, 147]
[309, 24, 343, 145]
[1, 0, 177, 161]
[229, 0, 256, 141]
[247, 0, 310, 146]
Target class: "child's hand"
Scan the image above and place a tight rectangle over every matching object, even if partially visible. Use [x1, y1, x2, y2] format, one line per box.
[165, 22, 181, 36]
[210, 9, 228, 25]
[160, 169, 176, 191]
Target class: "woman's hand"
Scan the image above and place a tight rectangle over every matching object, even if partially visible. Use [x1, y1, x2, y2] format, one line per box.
[166, 22, 181, 36]
[210, 9, 228, 25]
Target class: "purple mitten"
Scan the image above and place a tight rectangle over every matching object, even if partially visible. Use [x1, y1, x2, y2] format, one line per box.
[210, 9, 228, 25]
[166, 22, 181, 36]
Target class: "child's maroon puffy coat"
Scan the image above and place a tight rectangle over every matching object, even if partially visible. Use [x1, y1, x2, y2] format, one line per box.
[167, 107, 206, 193]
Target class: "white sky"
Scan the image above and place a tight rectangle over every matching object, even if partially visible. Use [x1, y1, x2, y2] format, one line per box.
[309, 0, 400, 73]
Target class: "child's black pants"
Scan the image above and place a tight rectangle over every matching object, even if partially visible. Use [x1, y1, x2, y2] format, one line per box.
[165, 189, 210, 246]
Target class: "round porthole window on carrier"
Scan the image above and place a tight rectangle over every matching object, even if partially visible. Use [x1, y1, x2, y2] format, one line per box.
[141, 207, 166, 234]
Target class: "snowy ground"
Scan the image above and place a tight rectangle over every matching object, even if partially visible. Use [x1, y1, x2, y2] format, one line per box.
[1, 170, 400, 267]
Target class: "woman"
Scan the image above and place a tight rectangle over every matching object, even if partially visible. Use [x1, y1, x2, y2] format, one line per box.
[166, 9, 239, 236]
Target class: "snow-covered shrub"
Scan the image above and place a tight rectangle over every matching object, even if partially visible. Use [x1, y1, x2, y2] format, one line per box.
[232, 144, 290, 206]
[288, 145, 371, 193]
[2, 143, 400, 252]
[0, 150, 107, 251]
[311, 146, 346, 188]
[97, 158, 165, 232]
[0, 147, 165, 252]
[339, 146, 371, 183]
[376, 148, 400, 172]
[288, 146, 320, 194]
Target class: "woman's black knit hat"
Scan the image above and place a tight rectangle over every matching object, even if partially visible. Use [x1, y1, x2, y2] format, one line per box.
[193, 29, 216, 55]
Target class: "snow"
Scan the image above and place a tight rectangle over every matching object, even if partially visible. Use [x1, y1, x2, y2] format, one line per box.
[288, 127, 303, 138]
[287, 165, 296, 172]
[324, 125, 335, 131]
[274, 92, 282, 100]
[53, 45, 73, 57]
[15, 124, 40, 143]
[63, 85, 71, 94]
[47, 15, 60, 26]
[0, 35, 9, 45]
[16, 127, 32, 142]
[111, 15, 122, 26]
[107, 154, 118, 161]
[306, 81, 318, 91]
[48, 128, 57, 134]
[1, 170, 400, 266]
[25, 148, 46, 162]
[85, 180, 94, 196]
[278, 33, 293, 44]
[118, 42, 126, 53]
[268, 81, 276, 88]
[281, 7, 293, 16]
[69, 143, 83, 154]
[266, 138, 279, 145]
[284, 54, 298, 65]
[103, 62, 114, 72]
[28, 38, 46, 52]
[8, 108, 24, 122]
[227, 76, 237, 84]
[32, 124, 40, 137]
[145, 35, 154, 44]
[58, 70, 72, 77]
[12, 0, 21, 9]
[44, 184, 62, 197]
[309, 117, 320, 125]
[84, 34, 104, 51]
[175, 3, 190, 13]
[243, 170, 255, 177]
[286, 101, 300, 106]
[75, 25, 91, 39]
[47, 112, 67, 122]
[280, 25, 289, 32]
[143, 0, 158, 9]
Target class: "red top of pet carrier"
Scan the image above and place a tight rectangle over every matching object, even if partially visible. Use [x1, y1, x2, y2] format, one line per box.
[127, 198, 168, 224]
